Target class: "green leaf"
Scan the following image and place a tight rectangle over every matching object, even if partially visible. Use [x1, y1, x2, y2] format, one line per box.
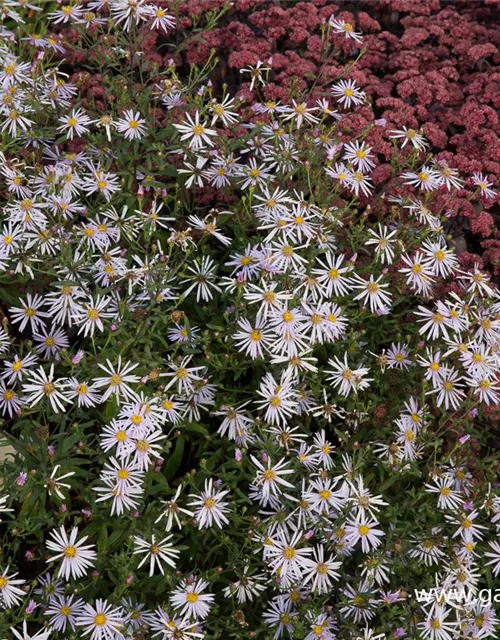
[163, 436, 185, 481]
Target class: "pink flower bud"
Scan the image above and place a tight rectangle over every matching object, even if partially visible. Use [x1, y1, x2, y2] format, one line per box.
[25, 600, 37, 614]
[72, 350, 84, 365]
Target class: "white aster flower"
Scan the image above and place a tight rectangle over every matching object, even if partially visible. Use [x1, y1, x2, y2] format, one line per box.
[46, 526, 97, 581]
[170, 578, 214, 620]
[174, 110, 217, 149]
[188, 478, 230, 529]
[132, 534, 179, 576]
[115, 109, 146, 140]
[76, 598, 125, 640]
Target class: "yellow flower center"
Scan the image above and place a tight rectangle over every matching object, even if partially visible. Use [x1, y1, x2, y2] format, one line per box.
[94, 613, 107, 626]
[263, 469, 277, 481]
[283, 546, 296, 560]
[135, 440, 149, 452]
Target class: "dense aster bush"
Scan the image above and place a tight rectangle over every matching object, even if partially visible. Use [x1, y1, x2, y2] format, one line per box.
[2, 3, 500, 640]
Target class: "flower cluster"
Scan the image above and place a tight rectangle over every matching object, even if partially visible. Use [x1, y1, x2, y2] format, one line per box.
[173, 0, 500, 271]
[1, 4, 500, 640]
